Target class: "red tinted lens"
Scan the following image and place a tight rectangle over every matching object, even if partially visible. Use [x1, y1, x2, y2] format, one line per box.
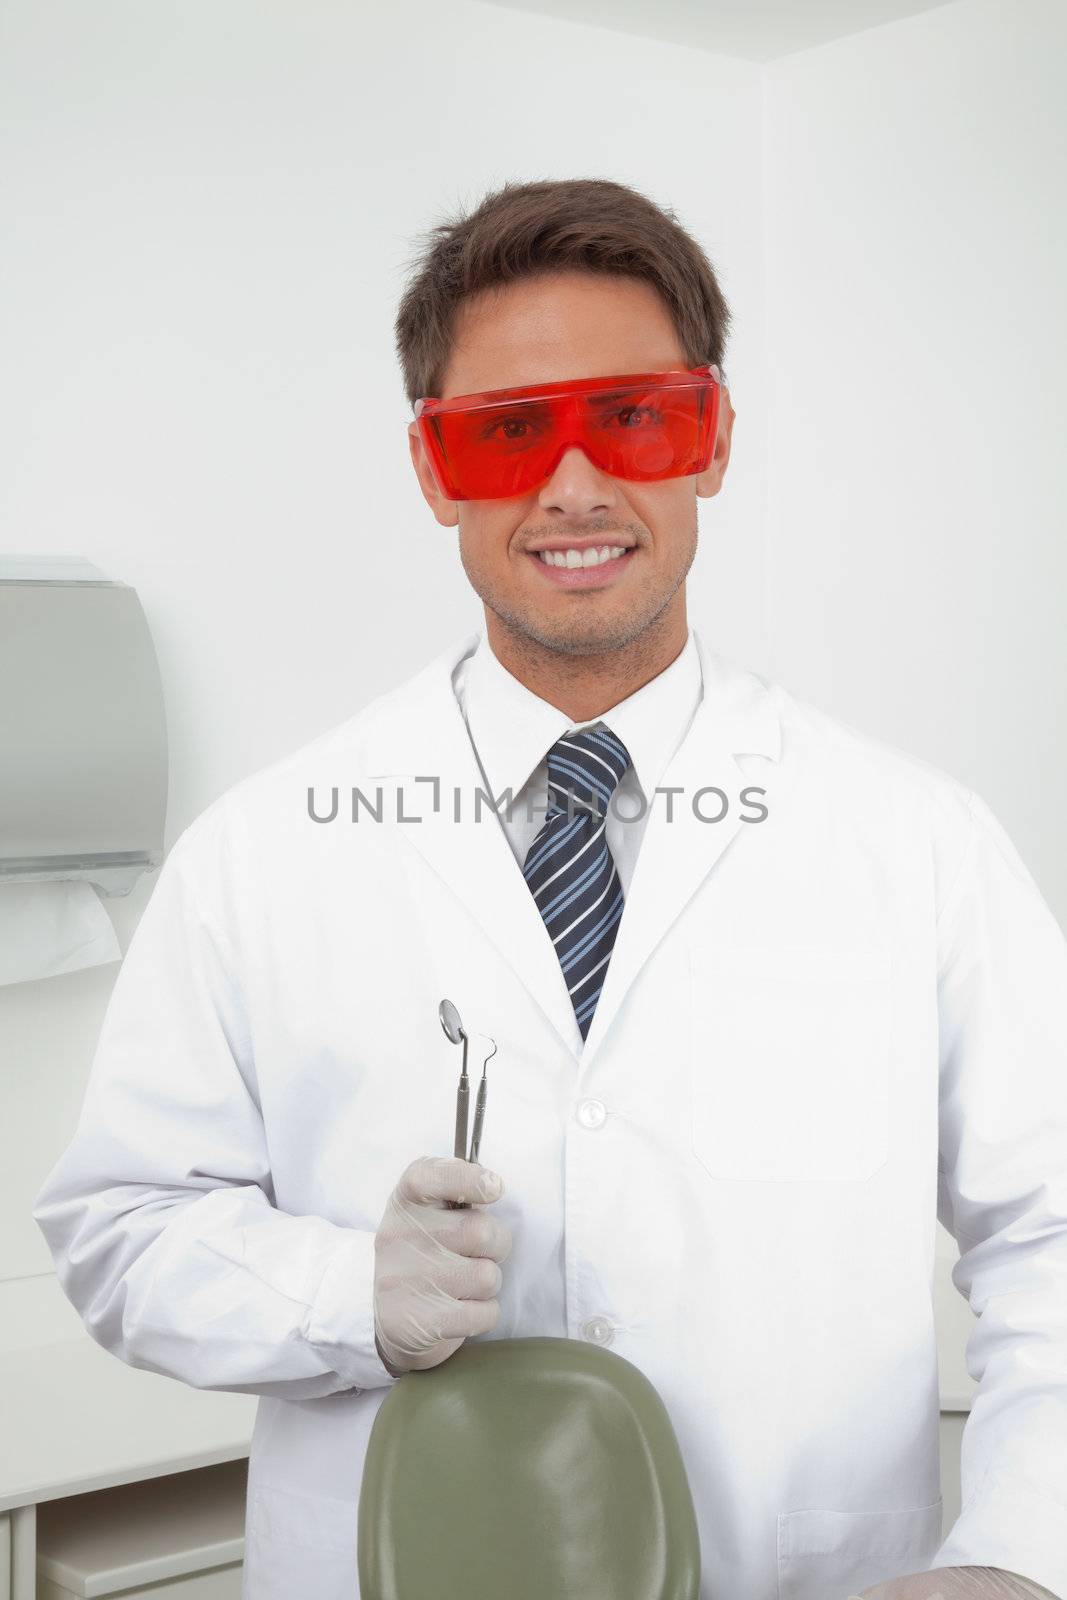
[419, 377, 718, 501]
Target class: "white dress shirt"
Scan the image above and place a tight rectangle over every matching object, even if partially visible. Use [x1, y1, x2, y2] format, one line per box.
[451, 624, 703, 898]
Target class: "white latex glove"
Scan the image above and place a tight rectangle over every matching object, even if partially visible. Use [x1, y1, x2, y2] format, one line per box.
[373, 1155, 512, 1376]
[851, 1565, 1061, 1598]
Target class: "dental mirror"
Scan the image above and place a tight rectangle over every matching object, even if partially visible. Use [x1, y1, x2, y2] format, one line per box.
[439, 998, 471, 1180]
[438, 998, 466, 1045]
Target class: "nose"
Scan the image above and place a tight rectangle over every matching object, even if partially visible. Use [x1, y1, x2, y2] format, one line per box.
[537, 445, 616, 515]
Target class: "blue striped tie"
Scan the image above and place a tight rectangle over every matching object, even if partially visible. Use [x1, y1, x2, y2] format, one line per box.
[522, 726, 631, 1041]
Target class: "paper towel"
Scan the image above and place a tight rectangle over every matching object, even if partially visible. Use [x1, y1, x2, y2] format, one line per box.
[0, 880, 121, 986]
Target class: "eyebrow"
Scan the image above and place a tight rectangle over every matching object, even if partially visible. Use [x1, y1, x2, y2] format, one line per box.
[585, 386, 649, 408]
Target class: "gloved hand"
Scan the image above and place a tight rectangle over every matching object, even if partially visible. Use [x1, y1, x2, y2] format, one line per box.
[373, 1155, 512, 1377]
[850, 1565, 1060, 1598]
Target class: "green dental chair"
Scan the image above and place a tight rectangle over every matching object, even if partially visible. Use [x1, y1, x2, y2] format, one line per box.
[358, 1335, 701, 1600]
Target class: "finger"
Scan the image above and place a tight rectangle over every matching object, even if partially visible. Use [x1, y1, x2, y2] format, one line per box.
[436, 1252, 504, 1302]
[392, 1201, 512, 1277]
[434, 1293, 502, 1340]
[437, 1207, 513, 1263]
[406, 1339, 464, 1372]
[401, 1155, 504, 1207]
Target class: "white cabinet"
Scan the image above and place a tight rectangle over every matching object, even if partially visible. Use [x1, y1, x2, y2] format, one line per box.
[34, 1460, 246, 1600]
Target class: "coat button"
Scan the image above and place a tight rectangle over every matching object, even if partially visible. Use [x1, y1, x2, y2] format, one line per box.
[582, 1316, 615, 1346]
[576, 1098, 606, 1129]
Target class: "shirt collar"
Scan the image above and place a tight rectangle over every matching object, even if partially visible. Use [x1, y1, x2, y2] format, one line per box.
[456, 623, 703, 804]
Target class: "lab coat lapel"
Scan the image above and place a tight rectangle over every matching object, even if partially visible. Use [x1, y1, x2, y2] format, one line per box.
[365, 634, 585, 1061]
[363, 632, 781, 1070]
[578, 632, 783, 1065]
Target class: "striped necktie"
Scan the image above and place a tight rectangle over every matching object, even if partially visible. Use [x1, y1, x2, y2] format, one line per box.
[522, 726, 631, 1041]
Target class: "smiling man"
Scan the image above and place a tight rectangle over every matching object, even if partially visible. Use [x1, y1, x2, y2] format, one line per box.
[33, 178, 1067, 1600]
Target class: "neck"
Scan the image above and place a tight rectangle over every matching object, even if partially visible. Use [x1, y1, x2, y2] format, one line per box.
[484, 596, 689, 722]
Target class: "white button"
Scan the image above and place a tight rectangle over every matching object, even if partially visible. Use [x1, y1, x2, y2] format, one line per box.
[576, 1098, 606, 1129]
[582, 1316, 615, 1346]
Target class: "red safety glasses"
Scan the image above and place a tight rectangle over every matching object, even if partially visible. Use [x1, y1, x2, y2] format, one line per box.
[412, 365, 721, 502]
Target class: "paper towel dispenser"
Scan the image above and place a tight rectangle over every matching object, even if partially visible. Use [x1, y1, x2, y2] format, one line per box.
[0, 556, 168, 897]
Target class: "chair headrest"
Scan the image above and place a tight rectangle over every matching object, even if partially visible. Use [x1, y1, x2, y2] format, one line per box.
[358, 1335, 701, 1600]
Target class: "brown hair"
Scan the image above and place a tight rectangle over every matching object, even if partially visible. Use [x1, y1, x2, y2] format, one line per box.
[393, 177, 732, 411]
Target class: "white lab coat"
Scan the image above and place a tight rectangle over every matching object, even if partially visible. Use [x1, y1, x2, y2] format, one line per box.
[32, 629, 1067, 1600]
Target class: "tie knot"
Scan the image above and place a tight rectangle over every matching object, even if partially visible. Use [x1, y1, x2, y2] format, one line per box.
[546, 725, 631, 818]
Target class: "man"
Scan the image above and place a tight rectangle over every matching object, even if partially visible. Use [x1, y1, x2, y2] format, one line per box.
[33, 177, 1066, 1600]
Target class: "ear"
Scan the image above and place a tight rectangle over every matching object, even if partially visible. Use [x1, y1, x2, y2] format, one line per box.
[408, 422, 460, 528]
[695, 384, 734, 500]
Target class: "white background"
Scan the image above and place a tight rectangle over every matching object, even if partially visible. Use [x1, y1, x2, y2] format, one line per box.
[2, 0, 1064, 1422]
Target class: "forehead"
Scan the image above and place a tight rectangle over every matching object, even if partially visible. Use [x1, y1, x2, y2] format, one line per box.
[440, 271, 688, 400]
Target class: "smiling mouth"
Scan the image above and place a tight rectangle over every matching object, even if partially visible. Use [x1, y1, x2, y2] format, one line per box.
[529, 544, 634, 569]
[525, 545, 636, 586]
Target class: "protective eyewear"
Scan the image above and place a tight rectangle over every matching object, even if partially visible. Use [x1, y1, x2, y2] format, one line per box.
[413, 364, 721, 502]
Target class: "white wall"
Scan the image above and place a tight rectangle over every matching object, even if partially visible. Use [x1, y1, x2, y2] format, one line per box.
[763, 0, 1067, 924]
[0, 0, 766, 1345]
[2, 0, 1062, 1421]
[762, 0, 1067, 1402]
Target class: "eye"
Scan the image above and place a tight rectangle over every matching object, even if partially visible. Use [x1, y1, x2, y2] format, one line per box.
[607, 404, 662, 429]
[479, 411, 550, 444]
[488, 417, 529, 440]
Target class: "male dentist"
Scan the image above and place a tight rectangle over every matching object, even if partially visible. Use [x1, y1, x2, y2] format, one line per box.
[34, 177, 1067, 1600]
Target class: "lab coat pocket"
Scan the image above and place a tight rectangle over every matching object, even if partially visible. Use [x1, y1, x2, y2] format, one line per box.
[689, 946, 891, 1181]
[776, 1496, 943, 1600]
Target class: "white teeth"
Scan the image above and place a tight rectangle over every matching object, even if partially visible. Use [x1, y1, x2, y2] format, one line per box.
[538, 546, 628, 568]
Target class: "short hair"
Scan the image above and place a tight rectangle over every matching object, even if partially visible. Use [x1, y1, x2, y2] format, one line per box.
[394, 176, 732, 411]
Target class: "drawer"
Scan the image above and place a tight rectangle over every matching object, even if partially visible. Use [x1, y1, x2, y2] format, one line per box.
[35, 1458, 246, 1599]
